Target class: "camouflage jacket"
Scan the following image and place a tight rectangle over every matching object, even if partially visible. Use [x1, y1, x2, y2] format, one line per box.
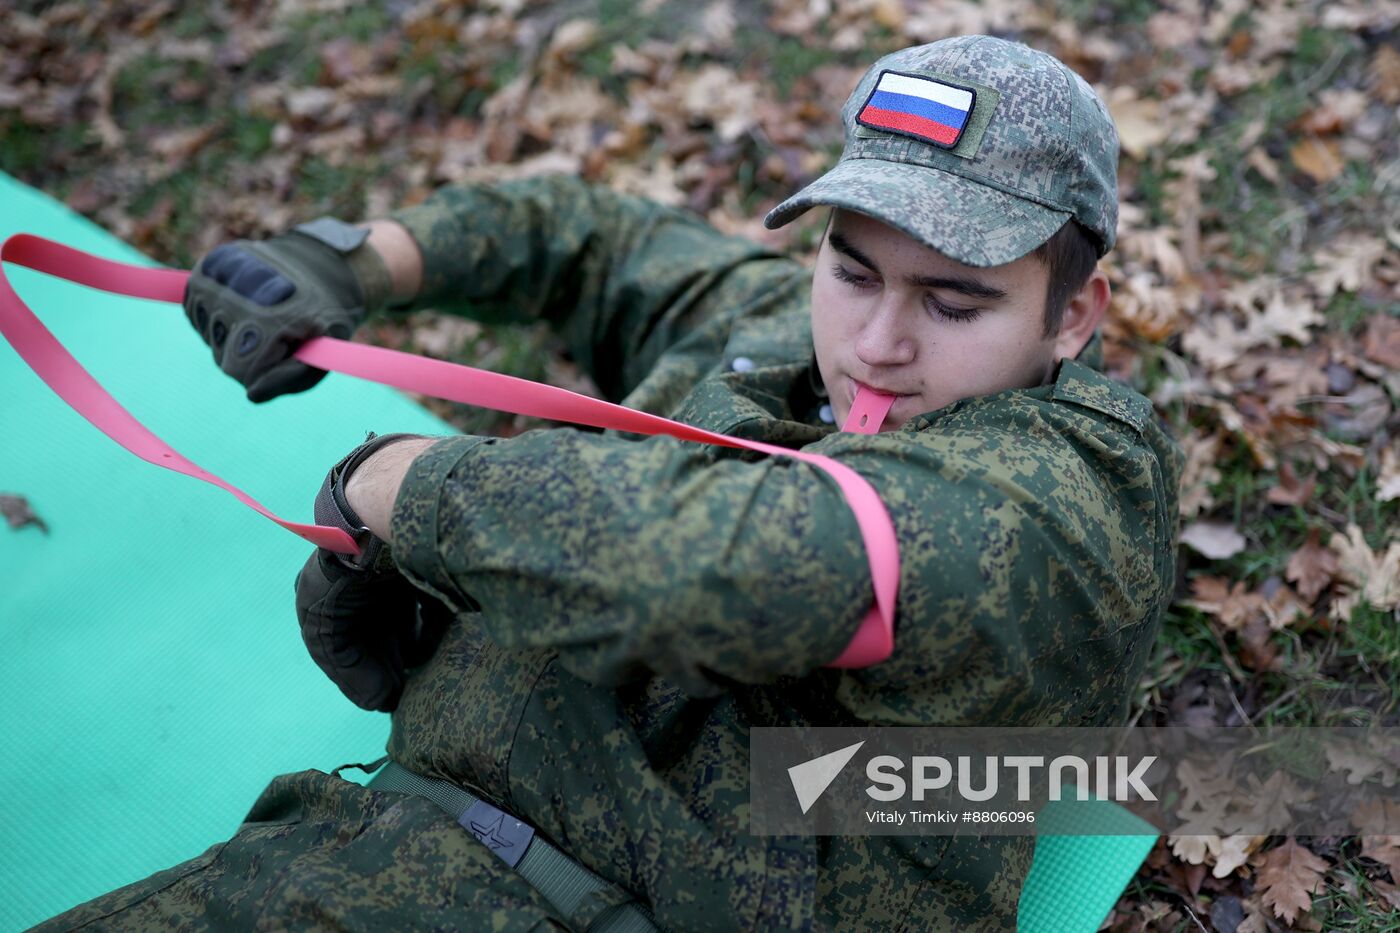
[380, 174, 1184, 932]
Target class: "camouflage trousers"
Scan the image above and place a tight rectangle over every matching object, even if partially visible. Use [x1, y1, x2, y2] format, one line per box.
[33, 769, 572, 932]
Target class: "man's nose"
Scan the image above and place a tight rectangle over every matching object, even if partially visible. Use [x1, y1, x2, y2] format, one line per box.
[854, 298, 916, 367]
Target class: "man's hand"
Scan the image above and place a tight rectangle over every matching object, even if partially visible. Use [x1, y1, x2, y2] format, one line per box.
[296, 431, 449, 710]
[183, 217, 392, 403]
[294, 548, 449, 711]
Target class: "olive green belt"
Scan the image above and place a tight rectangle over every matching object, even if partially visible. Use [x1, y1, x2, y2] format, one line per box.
[366, 759, 660, 932]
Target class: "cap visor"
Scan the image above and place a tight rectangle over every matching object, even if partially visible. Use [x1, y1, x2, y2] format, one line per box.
[763, 158, 1070, 267]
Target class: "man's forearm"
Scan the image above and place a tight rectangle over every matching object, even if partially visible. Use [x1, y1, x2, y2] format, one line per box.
[359, 219, 423, 307]
[343, 436, 440, 543]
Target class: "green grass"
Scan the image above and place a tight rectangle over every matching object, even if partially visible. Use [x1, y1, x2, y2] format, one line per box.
[296, 157, 378, 221]
[1313, 855, 1400, 930]
[1046, 0, 1160, 26]
[1190, 24, 1369, 274]
[111, 54, 215, 130]
[230, 115, 277, 161]
[279, 4, 394, 44]
[0, 118, 92, 178]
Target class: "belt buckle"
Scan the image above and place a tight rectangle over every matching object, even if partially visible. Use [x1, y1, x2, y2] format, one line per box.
[459, 799, 536, 869]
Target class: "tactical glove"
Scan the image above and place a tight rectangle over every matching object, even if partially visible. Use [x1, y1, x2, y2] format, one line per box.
[295, 431, 449, 711]
[183, 217, 395, 403]
[294, 548, 450, 712]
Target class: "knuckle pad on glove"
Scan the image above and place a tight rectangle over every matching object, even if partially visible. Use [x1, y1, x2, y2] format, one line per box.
[228, 261, 276, 301]
[250, 272, 296, 306]
[200, 243, 241, 282]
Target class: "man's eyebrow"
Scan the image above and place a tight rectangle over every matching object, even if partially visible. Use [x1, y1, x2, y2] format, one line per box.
[828, 230, 1009, 301]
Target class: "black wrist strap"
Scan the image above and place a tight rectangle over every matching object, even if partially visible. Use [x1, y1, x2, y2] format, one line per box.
[315, 431, 422, 571]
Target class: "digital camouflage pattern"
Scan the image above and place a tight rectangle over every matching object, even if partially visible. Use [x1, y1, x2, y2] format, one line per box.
[764, 36, 1121, 267]
[36, 770, 573, 931]
[38, 173, 1181, 932]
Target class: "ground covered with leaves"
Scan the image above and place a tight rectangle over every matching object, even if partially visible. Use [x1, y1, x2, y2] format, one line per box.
[4, 0, 1400, 929]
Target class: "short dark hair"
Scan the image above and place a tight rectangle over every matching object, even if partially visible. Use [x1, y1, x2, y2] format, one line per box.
[1031, 219, 1101, 338]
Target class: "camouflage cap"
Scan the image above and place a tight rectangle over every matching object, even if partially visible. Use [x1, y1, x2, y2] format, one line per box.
[763, 35, 1119, 267]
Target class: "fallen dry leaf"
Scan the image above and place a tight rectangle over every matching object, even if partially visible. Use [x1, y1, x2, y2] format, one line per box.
[1295, 88, 1368, 135]
[1259, 580, 1306, 630]
[1370, 44, 1400, 105]
[1376, 879, 1400, 911]
[1168, 832, 1222, 865]
[1245, 146, 1282, 184]
[1362, 834, 1400, 882]
[1237, 896, 1271, 933]
[1214, 834, 1268, 878]
[1351, 797, 1400, 831]
[148, 125, 218, 165]
[1308, 235, 1390, 300]
[1265, 461, 1316, 506]
[1241, 288, 1324, 348]
[1237, 613, 1280, 670]
[1318, 381, 1390, 443]
[1186, 576, 1263, 630]
[1285, 529, 1339, 603]
[1181, 521, 1248, 560]
[0, 493, 48, 533]
[1105, 87, 1170, 160]
[1254, 837, 1329, 926]
[1175, 758, 1241, 816]
[1326, 738, 1399, 787]
[1147, 10, 1199, 48]
[1178, 429, 1223, 518]
[1363, 314, 1400, 369]
[1378, 445, 1400, 503]
[1181, 312, 1255, 371]
[1356, 803, 1400, 892]
[1240, 771, 1316, 826]
[870, 0, 905, 31]
[546, 18, 599, 61]
[1329, 523, 1400, 620]
[1290, 137, 1345, 184]
[284, 86, 340, 121]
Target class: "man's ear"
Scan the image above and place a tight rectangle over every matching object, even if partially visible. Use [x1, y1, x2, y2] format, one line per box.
[1053, 267, 1110, 362]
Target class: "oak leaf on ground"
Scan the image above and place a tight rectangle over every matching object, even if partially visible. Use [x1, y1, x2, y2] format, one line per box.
[1328, 524, 1400, 620]
[1253, 837, 1329, 925]
[1285, 530, 1338, 604]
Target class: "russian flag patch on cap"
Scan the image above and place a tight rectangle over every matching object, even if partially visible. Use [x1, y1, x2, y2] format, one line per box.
[856, 71, 976, 149]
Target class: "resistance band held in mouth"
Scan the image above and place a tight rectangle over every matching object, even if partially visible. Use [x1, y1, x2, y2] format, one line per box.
[1, 233, 899, 668]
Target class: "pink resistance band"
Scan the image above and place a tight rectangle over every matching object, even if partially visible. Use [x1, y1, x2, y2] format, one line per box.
[1, 234, 899, 668]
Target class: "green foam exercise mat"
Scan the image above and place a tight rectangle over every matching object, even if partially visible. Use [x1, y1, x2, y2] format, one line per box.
[0, 172, 450, 930]
[1019, 792, 1159, 931]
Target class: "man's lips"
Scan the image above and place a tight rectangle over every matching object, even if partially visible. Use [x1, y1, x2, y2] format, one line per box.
[850, 377, 913, 399]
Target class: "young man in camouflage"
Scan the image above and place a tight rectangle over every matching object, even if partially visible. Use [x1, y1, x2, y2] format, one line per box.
[40, 36, 1182, 932]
